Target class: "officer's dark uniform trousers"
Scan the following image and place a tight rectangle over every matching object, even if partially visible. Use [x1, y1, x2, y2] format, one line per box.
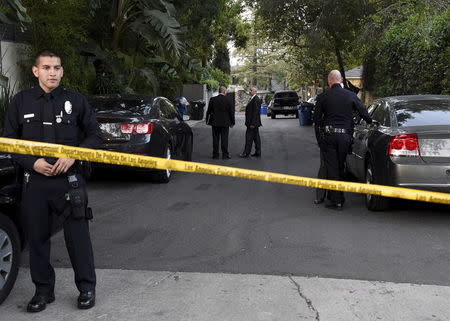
[4, 87, 99, 296]
[322, 132, 352, 204]
[22, 173, 95, 295]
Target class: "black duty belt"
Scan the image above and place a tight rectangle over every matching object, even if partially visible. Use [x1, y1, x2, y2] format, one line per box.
[324, 126, 348, 134]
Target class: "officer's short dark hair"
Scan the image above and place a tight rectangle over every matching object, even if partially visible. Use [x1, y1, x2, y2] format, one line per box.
[34, 50, 61, 66]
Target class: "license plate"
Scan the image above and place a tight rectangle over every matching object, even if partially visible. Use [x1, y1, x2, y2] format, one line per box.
[283, 106, 294, 110]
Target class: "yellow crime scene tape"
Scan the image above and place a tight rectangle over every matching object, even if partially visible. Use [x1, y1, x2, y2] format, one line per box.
[0, 137, 449, 206]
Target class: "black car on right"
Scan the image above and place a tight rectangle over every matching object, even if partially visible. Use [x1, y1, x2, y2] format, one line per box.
[346, 95, 450, 211]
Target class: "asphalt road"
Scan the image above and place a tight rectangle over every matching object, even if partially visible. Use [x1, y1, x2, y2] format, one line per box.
[21, 114, 450, 286]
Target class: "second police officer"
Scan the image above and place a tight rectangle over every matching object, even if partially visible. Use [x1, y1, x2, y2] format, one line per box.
[313, 70, 373, 210]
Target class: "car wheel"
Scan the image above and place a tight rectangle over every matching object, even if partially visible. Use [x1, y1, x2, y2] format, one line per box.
[365, 160, 390, 211]
[184, 135, 193, 161]
[152, 144, 172, 183]
[0, 214, 21, 305]
[271, 113, 276, 119]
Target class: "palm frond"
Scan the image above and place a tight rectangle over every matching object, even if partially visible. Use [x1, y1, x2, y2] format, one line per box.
[134, 9, 184, 58]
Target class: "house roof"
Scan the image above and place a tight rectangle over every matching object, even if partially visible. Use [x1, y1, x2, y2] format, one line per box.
[345, 66, 363, 79]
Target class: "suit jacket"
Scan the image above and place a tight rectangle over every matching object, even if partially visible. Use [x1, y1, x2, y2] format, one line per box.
[245, 95, 262, 127]
[206, 94, 235, 127]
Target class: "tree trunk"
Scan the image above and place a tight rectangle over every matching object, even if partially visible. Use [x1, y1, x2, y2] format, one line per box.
[334, 46, 347, 88]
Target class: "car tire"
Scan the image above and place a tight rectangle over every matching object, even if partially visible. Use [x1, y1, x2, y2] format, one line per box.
[0, 214, 21, 305]
[152, 144, 172, 183]
[184, 135, 193, 161]
[271, 113, 276, 119]
[365, 160, 390, 211]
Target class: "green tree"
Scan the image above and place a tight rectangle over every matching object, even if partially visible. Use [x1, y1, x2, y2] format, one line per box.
[251, 0, 371, 88]
[21, 0, 93, 93]
[0, 0, 31, 30]
[174, 0, 249, 70]
[368, 8, 450, 96]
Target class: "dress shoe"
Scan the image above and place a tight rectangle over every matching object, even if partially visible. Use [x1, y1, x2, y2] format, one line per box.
[222, 155, 231, 159]
[239, 153, 250, 158]
[27, 293, 55, 313]
[325, 201, 343, 211]
[212, 155, 219, 159]
[78, 291, 95, 309]
[313, 198, 324, 205]
[250, 153, 261, 157]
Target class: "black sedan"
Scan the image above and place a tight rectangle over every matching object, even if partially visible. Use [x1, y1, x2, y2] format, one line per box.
[90, 94, 194, 183]
[346, 95, 450, 211]
[0, 153, 21, 305]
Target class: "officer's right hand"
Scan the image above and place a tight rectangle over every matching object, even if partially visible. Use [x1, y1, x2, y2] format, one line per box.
[33, 158, 54, 176]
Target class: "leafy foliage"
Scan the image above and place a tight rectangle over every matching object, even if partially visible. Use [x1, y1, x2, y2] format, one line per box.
[200, 65, 230, 90]
[366, 7, 450, 96]
[20, 0, 94, 94]
[0, 0, 31, 29]
[0, 79, 15, 133]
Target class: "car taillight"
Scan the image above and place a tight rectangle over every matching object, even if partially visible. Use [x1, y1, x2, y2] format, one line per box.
[388, 133, 420, 157]
[120, 122, 153, 135]
[134, 122, 153, 134]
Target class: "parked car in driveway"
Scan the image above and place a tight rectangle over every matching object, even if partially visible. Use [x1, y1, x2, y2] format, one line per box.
[346, 95, 450, 211]
[268, 90, 300, 119]
[90, 94, 194, 183]
[0, 153, 21, 305]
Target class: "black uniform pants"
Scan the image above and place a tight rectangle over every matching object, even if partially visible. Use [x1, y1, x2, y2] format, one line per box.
[322, 133, 352, 204]
[21, 173, 96, 295]
[244, 126, 261, 155]
[212, 126, 230, 157]
[315, 146, 327, 201]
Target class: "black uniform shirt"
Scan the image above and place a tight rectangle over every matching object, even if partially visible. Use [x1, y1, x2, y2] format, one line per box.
[313, 84, 372, 142]
[3, 85, 102, 171]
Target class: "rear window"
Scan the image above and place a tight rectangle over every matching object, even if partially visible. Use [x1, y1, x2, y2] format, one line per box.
[91, 98, 154, 114]
[275, 92, 298, 99]
[394, 100, 450, 127]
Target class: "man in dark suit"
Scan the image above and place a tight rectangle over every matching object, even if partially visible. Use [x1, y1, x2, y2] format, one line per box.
[206, 86, 235, 159]
[240, 86, 262, 158]
[313, 70, 373, 210]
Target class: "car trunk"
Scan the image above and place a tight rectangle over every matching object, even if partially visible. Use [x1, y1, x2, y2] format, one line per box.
[96, 113, 143, 143]
[415, 126, 450, 164]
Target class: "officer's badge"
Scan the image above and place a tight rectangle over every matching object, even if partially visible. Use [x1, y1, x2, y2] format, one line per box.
[64, 101, 72, 114]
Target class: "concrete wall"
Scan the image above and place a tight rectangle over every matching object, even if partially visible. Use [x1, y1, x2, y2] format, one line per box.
[182, 84, 208, 102]
[0, 41, 29, 94]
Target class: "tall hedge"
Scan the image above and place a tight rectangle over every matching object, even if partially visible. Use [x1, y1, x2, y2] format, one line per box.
[366, 9, 450, 97]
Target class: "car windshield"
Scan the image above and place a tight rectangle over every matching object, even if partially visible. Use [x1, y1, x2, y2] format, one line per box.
[91, 98, 154, 114]
[275, 92, 298, 98]
[394, 100, 450, 127]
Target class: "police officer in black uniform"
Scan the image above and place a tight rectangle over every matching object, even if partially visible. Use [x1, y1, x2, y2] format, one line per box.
[313, 70, 373, 210]
[3, 50, 102, 312]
